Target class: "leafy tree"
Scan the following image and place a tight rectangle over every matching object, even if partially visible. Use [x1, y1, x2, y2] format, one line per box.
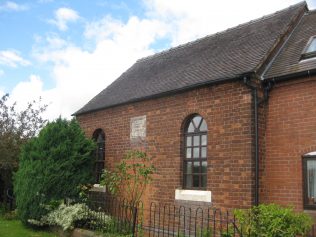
[0, 93, 47, 206]
[14, 118, 96, 223]
[101, 150, 156, 205]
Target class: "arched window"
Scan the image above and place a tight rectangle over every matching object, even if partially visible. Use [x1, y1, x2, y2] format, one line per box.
[93, 129, 105, 183]
[183, 115, 208, 189]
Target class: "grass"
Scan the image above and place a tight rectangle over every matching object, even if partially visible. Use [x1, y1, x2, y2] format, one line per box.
[0, 217, 57, 237]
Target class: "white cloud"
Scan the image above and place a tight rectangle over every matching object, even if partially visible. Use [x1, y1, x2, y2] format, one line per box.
[0, 70, 4, 77]
[9, 75, 59, 120]
[0, 88, 4, 97]
[30, 16, 168, 119]
[0, 1, 28, 12]
[49, 7, 80, 31]
[0, 50, 30, 68]
[84, 15, 168, 46]
[46, 36, 67, 49]
[309, 1, 316, 9]
[144, 0, 302, 45]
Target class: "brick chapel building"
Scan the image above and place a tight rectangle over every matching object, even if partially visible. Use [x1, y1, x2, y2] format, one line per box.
[74, 1, 316, 213]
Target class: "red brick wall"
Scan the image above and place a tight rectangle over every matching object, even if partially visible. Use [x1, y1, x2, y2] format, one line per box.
[260, 77, 316, 210]
[77, 81, 254, 209]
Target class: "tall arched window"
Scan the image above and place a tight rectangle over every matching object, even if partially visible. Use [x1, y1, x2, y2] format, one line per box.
[183, 115, 208, 189]
[93, 129, 105, 183]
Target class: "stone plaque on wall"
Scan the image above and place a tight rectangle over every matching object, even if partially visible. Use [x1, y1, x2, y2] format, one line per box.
[130, 115, 146, 142]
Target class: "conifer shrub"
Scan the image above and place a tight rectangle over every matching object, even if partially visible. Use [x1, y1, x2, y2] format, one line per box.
[14, 118, 95, 224]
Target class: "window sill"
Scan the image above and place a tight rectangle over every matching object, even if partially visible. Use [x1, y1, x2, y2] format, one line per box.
[90, 184, 106, 192]
[175, 189, 211, 202]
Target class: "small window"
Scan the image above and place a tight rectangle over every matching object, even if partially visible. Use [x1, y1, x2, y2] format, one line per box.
[93, 129, 105, 183]
[301, 36, 316, 60]
[303, 152, 316, 209]
[183, 115, 208, 190]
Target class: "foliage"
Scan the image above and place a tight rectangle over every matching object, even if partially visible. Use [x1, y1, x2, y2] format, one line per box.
[0, 94, 47, 206]
[0, 93, 47, 169]
[101, 150, 156, 204]
[234, 204, 313, 237]
[0, 216, 57, 237]
[14, 118, 96, 223]
[30, 203, 108, 231]
[78, 184, 93, 203]
[28, 202, 114, 232]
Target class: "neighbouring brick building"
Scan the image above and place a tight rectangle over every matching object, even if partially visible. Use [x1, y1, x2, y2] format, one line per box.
[74, 1, 316, 214]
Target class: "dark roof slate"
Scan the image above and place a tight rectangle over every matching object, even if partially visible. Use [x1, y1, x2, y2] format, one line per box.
[264, 10, 316, 79]
[75, 2, 306, 115]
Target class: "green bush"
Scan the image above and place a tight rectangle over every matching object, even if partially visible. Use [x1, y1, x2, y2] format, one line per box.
[234, 204, 313, 237]
[14, 118, 95, 223]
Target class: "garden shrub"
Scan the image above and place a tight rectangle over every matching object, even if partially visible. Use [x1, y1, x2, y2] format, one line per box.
[14, 118, 95, 223]
[234, 204, 313, 237]
[29, 202, 112, 231]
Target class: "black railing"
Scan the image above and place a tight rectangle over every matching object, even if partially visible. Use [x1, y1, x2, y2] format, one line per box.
[143, 203, 241, 237]
[83, 193, 241, 237]
[80, 192, 140, 236]
[82, 194, 316, 237]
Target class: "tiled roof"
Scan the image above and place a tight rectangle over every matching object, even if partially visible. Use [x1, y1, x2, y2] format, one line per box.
[264, 10, 316, 79]
[75, 2, 306, 115]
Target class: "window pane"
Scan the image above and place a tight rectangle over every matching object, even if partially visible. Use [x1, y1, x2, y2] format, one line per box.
[97, 146, 104, 160]
[193, 175, 199, 187]
[193, 116, 202, 128]
[186, 136, 192, 146]
[201, 161, 207, 173]
[186, 175, 192, 188]
[186, 148, 192, 158]
[193, 148, 200, 158]
[307, 160, 316, 203]
[307, 38, 316, 53]
[187, 122, 194, 133]
[193, 162, 200, 174]
[201, 175, 207, 188]
[97, 133, 104, 143]
[186, 162, 192, 174]
[200, 119, 207, 131]
[201, 147, 207, 158]
[194, 136, 200, 146]
[201, 135, 207, 145]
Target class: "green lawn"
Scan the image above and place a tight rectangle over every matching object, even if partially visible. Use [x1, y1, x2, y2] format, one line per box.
[0, 218, 57, 237]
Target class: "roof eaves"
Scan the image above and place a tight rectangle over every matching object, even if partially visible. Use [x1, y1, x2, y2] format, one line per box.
[73, 72, 254, 116]
[265, 68, 316, 82]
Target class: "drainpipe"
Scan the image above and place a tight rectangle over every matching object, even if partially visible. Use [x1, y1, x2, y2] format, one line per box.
[243, 77, 273, 206]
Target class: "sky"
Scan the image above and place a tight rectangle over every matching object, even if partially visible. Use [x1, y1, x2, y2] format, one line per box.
[0, 0, 315, 120]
